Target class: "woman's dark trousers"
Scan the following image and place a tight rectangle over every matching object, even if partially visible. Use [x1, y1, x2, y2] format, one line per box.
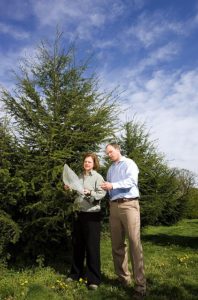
[69, 211, 101, 285]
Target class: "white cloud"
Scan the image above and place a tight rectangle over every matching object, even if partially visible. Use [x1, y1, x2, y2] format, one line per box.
[32, 1, 104, 27]
[0, 22, 29, 40]
[126, 11, 189, 48]
[32, 0, 79, 25]
[31, 0, 105, 40]
[31, 0, 128, 41]
[0, 46, 38, 91]
[121, 69, 198, 175]
[137, 43, 179, 72]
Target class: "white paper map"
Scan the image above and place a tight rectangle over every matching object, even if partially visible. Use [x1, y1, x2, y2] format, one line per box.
[63, 164, 84, 194]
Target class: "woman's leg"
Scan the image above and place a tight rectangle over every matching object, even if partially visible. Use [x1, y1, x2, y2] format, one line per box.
[69, 213, 86, 280]
[84, 212, 101, 285]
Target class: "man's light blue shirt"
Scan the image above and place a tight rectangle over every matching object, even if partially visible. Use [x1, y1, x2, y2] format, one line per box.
[107, 156, 140, 201]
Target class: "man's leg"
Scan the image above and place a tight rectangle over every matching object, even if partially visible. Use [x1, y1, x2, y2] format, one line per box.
[120, 201, 146, 293]
[109, 202, 131, 283]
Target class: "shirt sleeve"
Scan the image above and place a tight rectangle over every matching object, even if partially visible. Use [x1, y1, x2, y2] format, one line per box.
[90, 174, 106, 201]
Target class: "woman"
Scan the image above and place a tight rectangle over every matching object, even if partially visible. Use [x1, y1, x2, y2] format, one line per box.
[64, 152, 106, 290]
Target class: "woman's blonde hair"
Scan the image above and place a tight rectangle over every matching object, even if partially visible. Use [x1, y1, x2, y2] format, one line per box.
[83, 152, 100, 171]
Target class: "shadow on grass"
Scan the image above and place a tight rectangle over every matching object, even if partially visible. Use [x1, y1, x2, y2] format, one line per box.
[182, 282, 198, 298]
[46, 252, 72, 275]
[142, 234, 198, 249]
[99, 274, 198, 300]
[99, 273, 133, 300]
[147, 282, 198, 300]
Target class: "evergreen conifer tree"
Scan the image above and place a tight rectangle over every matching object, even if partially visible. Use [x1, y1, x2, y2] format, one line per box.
[0, 33, 118, 260]
[0, 119, 21, 259]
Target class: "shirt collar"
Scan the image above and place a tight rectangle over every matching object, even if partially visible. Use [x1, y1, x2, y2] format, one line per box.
[113, 155, 126, 164]
[84, 169, 96, 176]
[119, 156, 126, 161]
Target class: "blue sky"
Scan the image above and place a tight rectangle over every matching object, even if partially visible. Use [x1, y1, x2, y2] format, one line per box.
[0, 0, 198, 179]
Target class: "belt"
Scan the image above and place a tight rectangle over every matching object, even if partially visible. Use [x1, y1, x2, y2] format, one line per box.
[110, 197, 139, 203]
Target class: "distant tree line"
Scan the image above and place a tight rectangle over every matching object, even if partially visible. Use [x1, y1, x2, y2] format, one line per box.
[0, 33, 197, 265]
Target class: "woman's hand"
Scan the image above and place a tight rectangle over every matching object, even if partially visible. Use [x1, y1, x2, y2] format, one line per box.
[64, 184, 71, 190]
[84, 189, 91, 195]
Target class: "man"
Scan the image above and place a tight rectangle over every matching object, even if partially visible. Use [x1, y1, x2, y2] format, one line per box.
[101, 143, 146, 299]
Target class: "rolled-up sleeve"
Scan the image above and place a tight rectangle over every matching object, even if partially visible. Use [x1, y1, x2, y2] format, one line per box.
[90, 174, 106, 201]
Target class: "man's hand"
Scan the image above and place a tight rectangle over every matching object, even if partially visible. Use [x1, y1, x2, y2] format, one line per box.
[101, 182, 113, 191]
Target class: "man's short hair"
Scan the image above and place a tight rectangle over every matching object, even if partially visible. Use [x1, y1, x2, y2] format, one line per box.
[106, 143, 121, 151]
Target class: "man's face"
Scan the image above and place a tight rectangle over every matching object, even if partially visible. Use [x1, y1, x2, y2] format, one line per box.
[106, 145, 121, 162]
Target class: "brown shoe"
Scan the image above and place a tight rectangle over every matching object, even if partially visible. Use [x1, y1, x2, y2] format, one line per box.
[122, 280, 131, 287]
[118, 278, 131, 287]
[132, 290, 146, 299]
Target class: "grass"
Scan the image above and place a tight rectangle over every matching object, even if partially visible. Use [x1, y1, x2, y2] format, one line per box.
[0, 219, 197, 300]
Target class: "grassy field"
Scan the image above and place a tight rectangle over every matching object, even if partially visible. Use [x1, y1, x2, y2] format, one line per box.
[0, 219, 197, 300]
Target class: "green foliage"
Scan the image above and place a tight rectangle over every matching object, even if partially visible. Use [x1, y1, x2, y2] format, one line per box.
[184, 187, 198, 219]
[0, 120, 22, 261]
[0, 211, 20, 260]
[0, 120, 23, 207]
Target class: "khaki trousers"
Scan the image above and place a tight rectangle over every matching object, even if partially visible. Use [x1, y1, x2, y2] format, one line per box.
[109, 200, 146, 293]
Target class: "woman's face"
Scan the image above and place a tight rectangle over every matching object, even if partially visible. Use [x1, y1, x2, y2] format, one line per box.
[83, 156, 94, 172]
